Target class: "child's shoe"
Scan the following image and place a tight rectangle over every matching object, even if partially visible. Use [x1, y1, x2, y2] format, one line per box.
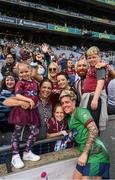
[11, 154, 24, 169]
[54, 140, 62, 152]
[23, 150, 40, 161]
[60, 143, 67, 150]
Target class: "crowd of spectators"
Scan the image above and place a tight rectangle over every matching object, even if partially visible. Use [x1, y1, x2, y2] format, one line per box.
[0, 37, 115, 170]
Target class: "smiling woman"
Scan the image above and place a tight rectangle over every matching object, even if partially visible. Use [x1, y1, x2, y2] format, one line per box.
[57, 72, 79, 106]
[59, 90, 110, 180]
[48, 62, 59, 90]
[2, 77, 53, 169]
[0, 73, 18, 132]
[3, 78, 53, 141]
[37, 78, 53, 140]
[48, 62, 60, 107]
[0, 74, 17, 93]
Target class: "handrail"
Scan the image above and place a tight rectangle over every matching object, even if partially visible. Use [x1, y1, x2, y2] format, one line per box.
[0, 136, 63, 153]
[1, 115, 115, 153]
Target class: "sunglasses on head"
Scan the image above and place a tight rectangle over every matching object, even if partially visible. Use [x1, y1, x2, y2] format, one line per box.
[49, 68, 57, 72]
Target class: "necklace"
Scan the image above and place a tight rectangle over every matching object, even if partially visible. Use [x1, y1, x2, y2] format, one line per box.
[40, 97, 49, 123]
[55, 120, 65, 132]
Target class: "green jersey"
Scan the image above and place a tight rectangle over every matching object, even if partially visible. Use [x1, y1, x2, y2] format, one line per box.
[68, 107, 109, 163]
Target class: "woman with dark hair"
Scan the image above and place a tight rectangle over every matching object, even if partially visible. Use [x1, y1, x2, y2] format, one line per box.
[57, 72, 79, 105]
[3, 78, 53, 140]
[57, 72, 70, 91]
[0, 73, 18, 92]
[38, 78, 53, 139]
[0, 73, 18, 123]
[0, 73, 18, 145]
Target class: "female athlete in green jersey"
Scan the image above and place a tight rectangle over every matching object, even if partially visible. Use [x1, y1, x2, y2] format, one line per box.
[60, 90, 110, 180]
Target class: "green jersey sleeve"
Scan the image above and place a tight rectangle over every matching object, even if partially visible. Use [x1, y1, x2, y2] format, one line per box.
[76, 107, 94, 126]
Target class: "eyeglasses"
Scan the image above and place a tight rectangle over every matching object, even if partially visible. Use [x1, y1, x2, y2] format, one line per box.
[49, 68, 57, 72]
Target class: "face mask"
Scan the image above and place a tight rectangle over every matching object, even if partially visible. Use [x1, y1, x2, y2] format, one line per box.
[38, 66, 45, 75]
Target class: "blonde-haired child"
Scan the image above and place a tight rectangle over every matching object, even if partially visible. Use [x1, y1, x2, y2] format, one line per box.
[8, 62, 40, 169]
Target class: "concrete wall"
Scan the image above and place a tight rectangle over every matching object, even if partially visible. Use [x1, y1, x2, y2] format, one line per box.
[0, 158, 76, 180]
[100, 115, 115, 179]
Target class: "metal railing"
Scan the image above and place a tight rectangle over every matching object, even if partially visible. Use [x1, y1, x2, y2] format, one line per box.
[0, 136, 63, 153]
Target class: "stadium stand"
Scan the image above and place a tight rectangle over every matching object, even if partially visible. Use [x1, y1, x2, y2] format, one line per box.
[0, 0, 115, 179]
[0, 0, 114, 49]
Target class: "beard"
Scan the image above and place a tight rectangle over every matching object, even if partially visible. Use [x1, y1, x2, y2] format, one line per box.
[77, 70, 87, 78]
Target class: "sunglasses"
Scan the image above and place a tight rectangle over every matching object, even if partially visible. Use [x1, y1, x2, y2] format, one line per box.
[49, 68, 57, 72]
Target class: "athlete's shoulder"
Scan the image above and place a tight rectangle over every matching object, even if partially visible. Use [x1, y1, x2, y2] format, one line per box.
[76, 107, 92, 119]
[76, 107, 89, 113]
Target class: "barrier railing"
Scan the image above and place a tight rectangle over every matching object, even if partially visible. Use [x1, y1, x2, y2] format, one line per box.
[0, 136, 63, 153]
[0, 115, 115, 154]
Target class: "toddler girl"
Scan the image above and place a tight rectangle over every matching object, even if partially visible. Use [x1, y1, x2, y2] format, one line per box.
[8, 62, 40, 169]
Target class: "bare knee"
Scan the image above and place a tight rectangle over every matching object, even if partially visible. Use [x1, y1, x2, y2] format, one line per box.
[72, 169, 83, 180]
